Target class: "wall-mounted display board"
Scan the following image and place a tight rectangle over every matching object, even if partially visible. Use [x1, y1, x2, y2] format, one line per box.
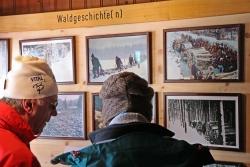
[40, 92, 86, 139]
[86, 32, 152, 84]
[20, 36, 76, 84]
[164, 24, 244, 82]
[164, 93, 243, 151]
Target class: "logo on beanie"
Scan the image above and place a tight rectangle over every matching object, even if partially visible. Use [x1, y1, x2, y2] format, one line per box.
[30, 74, 45, 94]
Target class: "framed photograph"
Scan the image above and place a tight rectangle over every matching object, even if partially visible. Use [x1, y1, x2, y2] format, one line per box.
[164, 93, 243, 151]
[86, 32, 152, 84]
[19, 36, 76, 84]
[164, 24, 244, 82]
[0, 39, 10, 77]
[92, 92, 158, 130]
[203, 161, 244, 167]
[40, 92, 86, 139]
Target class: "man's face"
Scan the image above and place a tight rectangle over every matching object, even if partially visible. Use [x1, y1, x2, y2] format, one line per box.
[29, 95, 58, 135]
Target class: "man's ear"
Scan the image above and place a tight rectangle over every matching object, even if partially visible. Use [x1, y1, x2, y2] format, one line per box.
[22, 99, 33, 114]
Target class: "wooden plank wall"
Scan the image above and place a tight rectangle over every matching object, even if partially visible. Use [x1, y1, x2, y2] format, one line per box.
[0, 0, 161, 16]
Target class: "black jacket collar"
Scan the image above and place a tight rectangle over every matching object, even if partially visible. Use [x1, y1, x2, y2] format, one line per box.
[89, 122, 174, 143]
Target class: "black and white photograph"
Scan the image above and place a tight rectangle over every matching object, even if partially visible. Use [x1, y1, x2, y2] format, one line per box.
[40, 92, 86, 139]
[0, 39, 9, 77]
[164, 24, 244, 82]
[203, 161, 244, 167]
[87, 32, 152, 84]
[20, 36, 76, 84]
[165, 93, 242, 150]
[92, 92, 157, 130]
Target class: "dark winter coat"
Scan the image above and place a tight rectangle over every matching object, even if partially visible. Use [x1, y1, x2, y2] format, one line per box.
[51, 122, 214, 167]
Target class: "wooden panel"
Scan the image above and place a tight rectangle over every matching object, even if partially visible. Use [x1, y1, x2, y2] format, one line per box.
[72, 0, 85, 9]
[0, 0, 14, 15]
[42, 0, 55, 12]
[102, 0, 117, 7]
[56, 0, 70, 10]
[118, 0, 133, 5]
[15, 0, 29, 14]
[135, 0, 151, 3]
[29, 0, 42, 13]
[86, 0, 100, 8]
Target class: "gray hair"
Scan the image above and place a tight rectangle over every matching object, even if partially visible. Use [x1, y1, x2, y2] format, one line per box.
[1, 97, 25, 114]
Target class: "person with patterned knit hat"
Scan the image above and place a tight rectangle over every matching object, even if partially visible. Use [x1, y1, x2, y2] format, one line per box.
[51, 72, 214, 167]
[0, 56, 58, 167]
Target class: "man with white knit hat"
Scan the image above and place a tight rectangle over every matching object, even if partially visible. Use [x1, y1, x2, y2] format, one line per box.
[0, 56, 58, 167]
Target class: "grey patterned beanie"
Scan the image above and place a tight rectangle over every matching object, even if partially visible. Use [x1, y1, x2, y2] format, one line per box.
[100, 72, 154, 126]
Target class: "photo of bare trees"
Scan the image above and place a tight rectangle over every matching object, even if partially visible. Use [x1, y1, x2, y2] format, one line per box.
[165, 93, 242, 150]
[41, 92, 85, 139]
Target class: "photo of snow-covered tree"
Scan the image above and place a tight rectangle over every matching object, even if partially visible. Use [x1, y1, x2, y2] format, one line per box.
[0, 39, 9, 77]
[165, 93, 242, 150]
[93, 93, 157, 130]
[164, 24, 244, 82]
[41, 92, 85, 139]
[87, 32, 151, 84]
[20, 37, 75, 84]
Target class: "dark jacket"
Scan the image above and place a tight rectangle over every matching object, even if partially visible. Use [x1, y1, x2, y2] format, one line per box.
[51, 122, 214, 167]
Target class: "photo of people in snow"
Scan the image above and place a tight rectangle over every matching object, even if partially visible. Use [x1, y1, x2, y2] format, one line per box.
[20, 37, 75, 83]
[41, 93, 85, 138]
[87, 33, 150, 83]
[166, 94, 241, 150]
[165, 24, 243, 81]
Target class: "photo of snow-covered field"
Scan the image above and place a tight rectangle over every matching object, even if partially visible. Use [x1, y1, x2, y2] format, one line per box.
[165, 93, 242, 150]
[20, 37, 75, 84]
[164, 24, 244, 82]
[87, 32, 151, 84]
[41, 92, 85, 139]
[0, 39, 8, 77]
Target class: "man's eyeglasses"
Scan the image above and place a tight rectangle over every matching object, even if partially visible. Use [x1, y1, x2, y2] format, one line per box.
[49, 101, 58, 110]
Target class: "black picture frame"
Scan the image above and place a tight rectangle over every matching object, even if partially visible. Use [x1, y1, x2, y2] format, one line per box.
[86, 32, 152, 84]
[19, 36, 76, 84]
[164, 24, 244, 82]
[40, 92, 86, 139]
[164, 93, 243, 151]
[0, 39, 10, 77]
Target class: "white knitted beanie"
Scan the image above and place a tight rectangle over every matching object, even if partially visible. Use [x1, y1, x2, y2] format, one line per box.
[1, 56, 58, 99]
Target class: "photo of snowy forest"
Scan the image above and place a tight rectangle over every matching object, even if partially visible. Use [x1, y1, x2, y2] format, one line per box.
[165, 93, 242, 150]
[93, 93, 157, 130]
[203, 161, 244, 167]
[164, 24, 244, 82]
[20, 37, 75, 84]
[0, 39, 9, 77]
[87, 32, 151, 84]
[41, 92, 85, 139]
